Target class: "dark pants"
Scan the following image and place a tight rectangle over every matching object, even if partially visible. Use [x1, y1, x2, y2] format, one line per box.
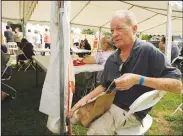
[45, 43, 50, 49]
[42, 43, 50, 56]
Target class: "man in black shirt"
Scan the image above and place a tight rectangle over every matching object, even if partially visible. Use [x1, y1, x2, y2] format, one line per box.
[67, 10, 182, 135]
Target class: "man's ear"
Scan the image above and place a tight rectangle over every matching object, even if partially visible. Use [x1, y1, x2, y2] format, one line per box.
[132, 25, 138, 34]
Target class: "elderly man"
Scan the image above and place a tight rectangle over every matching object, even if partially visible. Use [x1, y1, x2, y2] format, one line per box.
[67, 10, 182, 135]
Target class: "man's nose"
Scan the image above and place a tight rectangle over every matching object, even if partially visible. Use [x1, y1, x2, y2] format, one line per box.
[112, 30, 118, 39]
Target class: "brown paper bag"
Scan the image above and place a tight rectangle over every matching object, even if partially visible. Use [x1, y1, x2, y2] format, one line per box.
[77, 92, 115, 128]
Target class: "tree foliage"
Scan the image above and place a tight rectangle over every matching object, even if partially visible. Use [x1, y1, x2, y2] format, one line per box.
[102, 31, 112, 38]
[81, 29, 96, 35]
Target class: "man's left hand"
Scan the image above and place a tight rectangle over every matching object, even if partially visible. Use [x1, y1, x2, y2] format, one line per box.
[114, 73, 140, 91]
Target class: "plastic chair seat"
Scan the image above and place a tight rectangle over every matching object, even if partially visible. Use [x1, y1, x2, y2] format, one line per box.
[116, 114, 152, 135]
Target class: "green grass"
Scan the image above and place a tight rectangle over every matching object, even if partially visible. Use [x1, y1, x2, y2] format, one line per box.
[146, 92, 183, 135]
[72, 92, 182, 135]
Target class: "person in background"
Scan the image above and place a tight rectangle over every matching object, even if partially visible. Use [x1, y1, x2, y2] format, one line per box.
[33, 30, 41, 48]
[79, 40, 85, 49]
[40, 31, 43, 45]
[26, 29, 34, 45]
[14, 27, 22, 45]
[17, 38, 35, 67]
[82, 37, 113, 65]
[159, 36, 180, 62]
[78, 38, 91, 57]
[93, 35, 98, 49]
[82, 37, 114, 83]
[44, 28, 51, 49]
[4, 26, 14, 43]
[83, 38, 91, 50]
[42, 28, 51, 55]
[73, 34, 80, 47]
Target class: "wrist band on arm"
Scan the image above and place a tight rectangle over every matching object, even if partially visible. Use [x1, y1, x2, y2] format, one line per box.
[138, 76, 145, 85]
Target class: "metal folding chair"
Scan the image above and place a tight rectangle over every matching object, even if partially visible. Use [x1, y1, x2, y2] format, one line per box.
[171, 57, 183, 115]
[16, 49, 36, 72]
[1, 58, 17, 99]
[172, 102, 183, 115]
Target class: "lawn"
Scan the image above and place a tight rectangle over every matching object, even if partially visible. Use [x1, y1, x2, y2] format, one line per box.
[72, 92, 183, 135]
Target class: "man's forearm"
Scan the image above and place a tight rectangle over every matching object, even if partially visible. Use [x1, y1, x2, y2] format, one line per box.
[84, 85, 105, 101]
[142, 76, 182, 94]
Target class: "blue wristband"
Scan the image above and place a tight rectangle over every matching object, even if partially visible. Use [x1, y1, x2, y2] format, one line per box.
[138, 76, 144, 85]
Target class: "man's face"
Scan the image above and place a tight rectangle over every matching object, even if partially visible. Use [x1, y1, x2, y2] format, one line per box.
[110, 16, 136, 49]
[159, 40, 165, 51]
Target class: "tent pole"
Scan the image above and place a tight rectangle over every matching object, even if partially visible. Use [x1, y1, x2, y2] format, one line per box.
[58, 0, 66, 135]
[165, 1, 172, 64]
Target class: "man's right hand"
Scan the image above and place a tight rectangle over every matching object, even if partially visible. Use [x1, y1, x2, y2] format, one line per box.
[67, 97, 88, 118]
[67, 85, 105, 118]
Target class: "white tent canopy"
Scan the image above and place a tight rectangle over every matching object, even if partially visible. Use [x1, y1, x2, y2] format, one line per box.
[2, 1, 183, 35]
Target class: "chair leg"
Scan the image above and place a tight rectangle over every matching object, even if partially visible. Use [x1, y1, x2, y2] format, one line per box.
[1, 66, 9, 77]
[31, 63, 36, 70]
[18, 62, 24, 71]
[24, 61, 32, 72]
[24, 61, 36, 72]
[1, 82, 17, 99]
[172, 102, 183, 115]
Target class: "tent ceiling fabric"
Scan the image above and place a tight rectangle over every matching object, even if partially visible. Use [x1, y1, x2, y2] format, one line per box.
[2, 1, 183, 35]
[2, 1, 21, 23]
[29, 1, 51, 24]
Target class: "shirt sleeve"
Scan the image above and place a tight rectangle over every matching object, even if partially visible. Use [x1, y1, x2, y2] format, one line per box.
[149, 47, 182, 80]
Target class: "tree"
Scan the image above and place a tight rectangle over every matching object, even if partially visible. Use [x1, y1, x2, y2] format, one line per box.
[81, 29, 96, 35]
[102, 31, 112, 38]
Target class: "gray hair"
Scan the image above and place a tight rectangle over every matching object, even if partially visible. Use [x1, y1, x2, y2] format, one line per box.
[113, 10, 137, 26]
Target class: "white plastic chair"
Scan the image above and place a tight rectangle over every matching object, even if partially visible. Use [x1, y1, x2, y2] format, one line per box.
[116, 90, 166, 135]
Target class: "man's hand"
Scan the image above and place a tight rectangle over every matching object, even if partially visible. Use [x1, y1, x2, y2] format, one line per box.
[67, 97, 88, 118]
[114, 73, 140, 91]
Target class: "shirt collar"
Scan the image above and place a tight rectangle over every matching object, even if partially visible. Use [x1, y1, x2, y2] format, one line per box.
[113, 38, 142, 64]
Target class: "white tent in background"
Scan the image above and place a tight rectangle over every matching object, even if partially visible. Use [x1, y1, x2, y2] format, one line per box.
[2, 1, 182, 35]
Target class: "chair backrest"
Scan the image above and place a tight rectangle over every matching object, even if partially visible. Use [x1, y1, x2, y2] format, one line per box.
[7, 42, 17, 49]
[129, 90, 167, 114]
